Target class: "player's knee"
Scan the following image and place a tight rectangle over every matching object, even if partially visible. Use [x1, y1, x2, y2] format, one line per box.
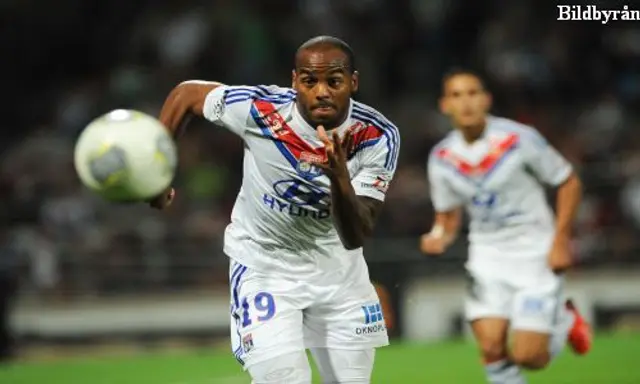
[247, 351, 312, 384]
[511, 349, 550, 370]
[478, 340, 508, 363]
[511, 331, 552, 370]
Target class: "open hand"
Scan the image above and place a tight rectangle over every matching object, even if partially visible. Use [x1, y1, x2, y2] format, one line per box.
[149, 187, 175, 210]
[314, 126, 353, 179]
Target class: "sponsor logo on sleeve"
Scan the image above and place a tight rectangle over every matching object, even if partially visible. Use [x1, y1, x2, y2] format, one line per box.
[361, 175, 390, 193]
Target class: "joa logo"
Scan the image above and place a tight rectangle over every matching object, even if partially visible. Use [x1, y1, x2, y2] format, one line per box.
[362, 303, 384, 324]
[355, 303, 386, 335]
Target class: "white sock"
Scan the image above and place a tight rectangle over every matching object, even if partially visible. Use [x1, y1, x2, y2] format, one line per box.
[485, 359, 528, 384]
[548, 306, 575, 360]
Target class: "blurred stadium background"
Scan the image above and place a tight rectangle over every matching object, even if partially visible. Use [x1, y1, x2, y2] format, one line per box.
[2, 0, 640, 382]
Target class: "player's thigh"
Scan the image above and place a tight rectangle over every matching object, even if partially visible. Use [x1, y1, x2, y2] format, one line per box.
[304, 261, 389, 350]
[229, 260, 308, 369]
[509, 273, 562, 368]
[470, 317, 510, 362]
[464, 267, 512, 324]
[310, 347, 375, 384]
[509, 266, 562, 335]
[247, 350, 312, 384]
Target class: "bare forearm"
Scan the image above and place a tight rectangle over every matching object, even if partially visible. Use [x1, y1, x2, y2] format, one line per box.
[330, 177, 378, 250]
[555, 173, 582, 237]
[159, 81, 221, 136]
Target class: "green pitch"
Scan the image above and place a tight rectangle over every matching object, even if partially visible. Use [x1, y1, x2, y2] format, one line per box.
[1, 333, 638, 383]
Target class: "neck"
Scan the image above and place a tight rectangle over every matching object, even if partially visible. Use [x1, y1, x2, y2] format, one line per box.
[458, 121, 486, 144]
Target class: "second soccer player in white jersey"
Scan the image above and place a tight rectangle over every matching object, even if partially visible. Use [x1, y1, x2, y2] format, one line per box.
[150, 36, 400, 383]
[420, 69, 591, 384]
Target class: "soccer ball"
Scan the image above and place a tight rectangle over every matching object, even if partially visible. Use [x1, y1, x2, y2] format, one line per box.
[74, 109, 178, 202]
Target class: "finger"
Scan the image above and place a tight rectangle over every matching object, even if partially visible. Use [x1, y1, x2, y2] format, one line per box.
[165, 190, 176, 208]
[317, 126, 332, 147]
[323, 145, 335, 161]
[335, 131, 352, 161]
[323, 136, 336, 159]
[151, 188, 174, 209]
[343, 131, 354, 156]
[332, 130, 348, 159]
[323, 149, 339, 168]
[314, 161, 330, 171]
[315, 161, 335, 177]
[332, 130, 341, 146]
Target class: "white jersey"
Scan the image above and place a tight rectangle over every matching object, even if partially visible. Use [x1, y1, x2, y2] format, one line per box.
[428, 116, 572, 254]
[202, 84, 399, 278]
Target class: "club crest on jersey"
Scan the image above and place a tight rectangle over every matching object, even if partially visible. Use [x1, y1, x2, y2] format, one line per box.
[242, 333, 254, 353]
[297, 152, 324, 177]
[349, 121, 367, 134]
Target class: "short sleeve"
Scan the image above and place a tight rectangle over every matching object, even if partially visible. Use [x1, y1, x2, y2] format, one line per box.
[427, 153, 464, 212]
[202, 85, 295, 138]
[520, 128, 572, 186]
[351, 133, 400, 202]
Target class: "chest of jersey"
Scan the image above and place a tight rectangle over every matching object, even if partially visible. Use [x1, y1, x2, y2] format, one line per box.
[437, 134, 529, 200]
[243, 105, 361, 217]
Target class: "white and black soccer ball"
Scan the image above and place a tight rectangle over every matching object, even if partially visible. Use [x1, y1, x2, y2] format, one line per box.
[74, 109, 178, 202]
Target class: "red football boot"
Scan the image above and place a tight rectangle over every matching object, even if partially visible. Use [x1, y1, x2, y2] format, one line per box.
[565, 299, 592, 355]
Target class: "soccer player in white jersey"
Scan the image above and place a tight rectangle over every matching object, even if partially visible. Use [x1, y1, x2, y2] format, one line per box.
[420, 69, 591, 383]
[150, 36, 400, 383]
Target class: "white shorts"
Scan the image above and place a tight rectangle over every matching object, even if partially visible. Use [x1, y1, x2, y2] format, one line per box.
[464, 243, 564, 333]
[228, 256, 389, 369]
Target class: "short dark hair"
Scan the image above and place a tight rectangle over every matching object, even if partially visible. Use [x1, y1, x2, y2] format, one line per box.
[295, 35, 356, 73]
[441, 67, 487, 93]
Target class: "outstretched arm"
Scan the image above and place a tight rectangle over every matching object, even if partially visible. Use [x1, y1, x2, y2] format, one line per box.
[520, 127, 581, 271]
[554, 172, 582, 237]
[159, 81, 222, 136]
[549, 172, 582, 272]
[152, 82, 282, 209]
[421, 150, 464, 255]
[150, 81, 221, 209]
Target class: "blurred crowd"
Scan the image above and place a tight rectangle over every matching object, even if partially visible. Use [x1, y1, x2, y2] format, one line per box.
[1, 0, 639, 298]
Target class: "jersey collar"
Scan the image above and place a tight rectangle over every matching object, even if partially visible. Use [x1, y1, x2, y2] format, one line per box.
[453, 115, 493, 145]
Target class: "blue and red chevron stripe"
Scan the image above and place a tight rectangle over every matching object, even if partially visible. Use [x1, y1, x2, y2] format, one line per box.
[436, 133, 519, 181]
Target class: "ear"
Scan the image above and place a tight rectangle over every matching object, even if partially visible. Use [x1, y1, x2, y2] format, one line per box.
[439, 96, 449, 115]
[484, 91, 493, 111]
[351, 71, 359, 93]
[291, 70, 297, 88]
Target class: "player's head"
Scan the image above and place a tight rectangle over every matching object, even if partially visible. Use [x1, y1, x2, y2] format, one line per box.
[292, 36, 358, 129]
[439, 68, 492, 130]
